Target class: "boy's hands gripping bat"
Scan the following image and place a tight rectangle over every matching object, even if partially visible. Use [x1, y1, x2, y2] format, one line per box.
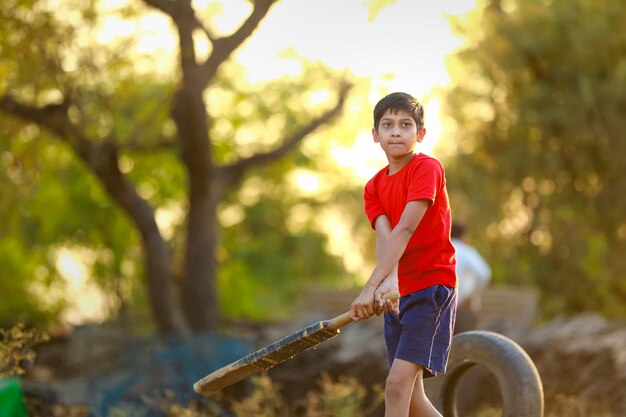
[193, 289, 400, 395]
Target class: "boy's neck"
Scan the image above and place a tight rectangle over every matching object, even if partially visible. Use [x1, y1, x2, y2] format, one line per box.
[387, 151, 416, 175]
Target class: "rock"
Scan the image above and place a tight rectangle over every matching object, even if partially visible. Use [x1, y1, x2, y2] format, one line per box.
[521, 313, 626, 414]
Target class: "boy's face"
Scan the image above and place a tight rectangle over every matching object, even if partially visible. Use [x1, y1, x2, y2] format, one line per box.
[372, 109, 425, 159]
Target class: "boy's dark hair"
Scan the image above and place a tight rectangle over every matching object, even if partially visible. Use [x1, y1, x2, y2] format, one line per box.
[373, 92, 424, 132]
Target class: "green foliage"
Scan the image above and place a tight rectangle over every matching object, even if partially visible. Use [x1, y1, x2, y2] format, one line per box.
[0, 236, 62, 327]
[0, 0, 373, 326]
[213, 64, 374, 319]
[218, 192, 346, 320]
[443, 0, 626, 317]
[0, 0, 167, 326]
[364, 0, 397, 22]
[0, 122, 148, 325]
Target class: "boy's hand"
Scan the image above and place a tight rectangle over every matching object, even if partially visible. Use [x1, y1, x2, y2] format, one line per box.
[350, 287, 376, 321]
[375, 274, 400, 316]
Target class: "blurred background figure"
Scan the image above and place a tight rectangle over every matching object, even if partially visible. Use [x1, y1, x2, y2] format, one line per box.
[451, 223, 491, 334]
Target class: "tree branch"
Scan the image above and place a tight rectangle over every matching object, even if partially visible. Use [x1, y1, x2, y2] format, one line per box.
[142, 0, 215, 44]
[194, 15, 216, 44]
[200, 0, 278, 86]
[216, 81, 353, 186]
[143, 0, 277, 88]
[0, 94, 189, 334]
[117, 92, 179, 153]
[120, 138, 178, 153]
[141, 0, 183, 19]
[0, 94, 86, 149]
[0, 94, 150, 218]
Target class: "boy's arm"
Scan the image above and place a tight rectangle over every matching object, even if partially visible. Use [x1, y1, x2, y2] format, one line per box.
[373, 216, 399, 315]
[374, 215, 392, 257]
[351, 199, 430, 321]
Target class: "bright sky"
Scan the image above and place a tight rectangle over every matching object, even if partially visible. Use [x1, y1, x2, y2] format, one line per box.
[99, 0, 474, 109]
[233, 0, 473, 92]
[231, 0, 476, 179]
[100, 0, 475, 176]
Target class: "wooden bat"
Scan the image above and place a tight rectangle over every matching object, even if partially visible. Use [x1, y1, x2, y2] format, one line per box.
[193, 290, 400, 395]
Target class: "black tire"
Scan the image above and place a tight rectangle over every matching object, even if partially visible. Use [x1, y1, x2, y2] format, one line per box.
[426, 330, 544, 417]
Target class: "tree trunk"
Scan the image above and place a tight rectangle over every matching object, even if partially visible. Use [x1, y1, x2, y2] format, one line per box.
[142, 228, 191, 335]
[181, 195, 220, 331]
[93, 142, 191, 335]
[173, 84, 220, 331]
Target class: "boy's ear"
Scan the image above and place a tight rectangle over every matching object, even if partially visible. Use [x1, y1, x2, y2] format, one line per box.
[416, 127, 426, 143]
[372, 127, 380, 143]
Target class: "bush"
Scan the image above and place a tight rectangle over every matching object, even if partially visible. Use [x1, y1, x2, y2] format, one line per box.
[0, 323, 48, 378]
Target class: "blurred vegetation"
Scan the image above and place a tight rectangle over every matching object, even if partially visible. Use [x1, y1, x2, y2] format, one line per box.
[442, 0, 626, 318]
[206, 68, 375, 320]
[0, 0, 374, 329]
[1, 0, 624, 332]
[0, 323, 47, 377]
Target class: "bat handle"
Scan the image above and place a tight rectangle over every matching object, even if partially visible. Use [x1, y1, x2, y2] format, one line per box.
[327, 289, 400, 330]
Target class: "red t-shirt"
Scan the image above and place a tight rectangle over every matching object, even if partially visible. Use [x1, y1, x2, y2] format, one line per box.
[364, 153, 457, 296]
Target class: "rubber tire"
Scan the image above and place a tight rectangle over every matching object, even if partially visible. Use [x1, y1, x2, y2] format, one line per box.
[426, 330, 544, 417]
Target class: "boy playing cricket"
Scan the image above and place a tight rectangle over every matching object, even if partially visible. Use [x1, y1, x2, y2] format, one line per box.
[350, 92, 457, 417]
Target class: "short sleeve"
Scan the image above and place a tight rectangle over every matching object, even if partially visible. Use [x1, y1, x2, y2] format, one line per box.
[364, 178, 385, 230]
[406, 159, 444, 204]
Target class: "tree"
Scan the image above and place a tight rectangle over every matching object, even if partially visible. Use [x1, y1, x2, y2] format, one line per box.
[442, 0, 626, 316]
[0, 0, 352, 334]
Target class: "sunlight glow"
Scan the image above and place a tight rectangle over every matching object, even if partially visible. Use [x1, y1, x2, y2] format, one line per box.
[316, 207, 369, 279]
[291, 170, 321, 195]
[235, 0, 474, 179]
[155, 203, 185, 240]
[219, 204, 246, 228]
[331, 131, 387, 182]
[135, 13, 177, 55]
[55, 248, 109, 325]
[286, 203, 313, 234]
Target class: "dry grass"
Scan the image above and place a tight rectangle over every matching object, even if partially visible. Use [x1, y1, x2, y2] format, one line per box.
[473, 394, 619, 417]
[142, 375, 625, 417]
[153, 373, 383, 417]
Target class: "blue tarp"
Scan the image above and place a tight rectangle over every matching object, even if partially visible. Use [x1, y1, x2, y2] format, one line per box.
[82, 332, 252, 417]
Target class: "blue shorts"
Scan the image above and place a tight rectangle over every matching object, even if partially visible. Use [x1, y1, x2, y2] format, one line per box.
[384, 284, 457, 378]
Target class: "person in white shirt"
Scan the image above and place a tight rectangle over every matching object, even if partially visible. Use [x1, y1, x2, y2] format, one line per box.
[451, 223, 491, 333]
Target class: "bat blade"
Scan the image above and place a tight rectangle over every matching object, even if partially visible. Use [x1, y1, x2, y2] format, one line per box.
[194, 320, 339, 395]
[194, 290, 399, 395]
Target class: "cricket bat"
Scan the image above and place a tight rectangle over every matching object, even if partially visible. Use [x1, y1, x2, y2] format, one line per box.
[193, 289, 400, 395]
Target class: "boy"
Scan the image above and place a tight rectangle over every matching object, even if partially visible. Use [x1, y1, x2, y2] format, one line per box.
[350, 92, 457, 417]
